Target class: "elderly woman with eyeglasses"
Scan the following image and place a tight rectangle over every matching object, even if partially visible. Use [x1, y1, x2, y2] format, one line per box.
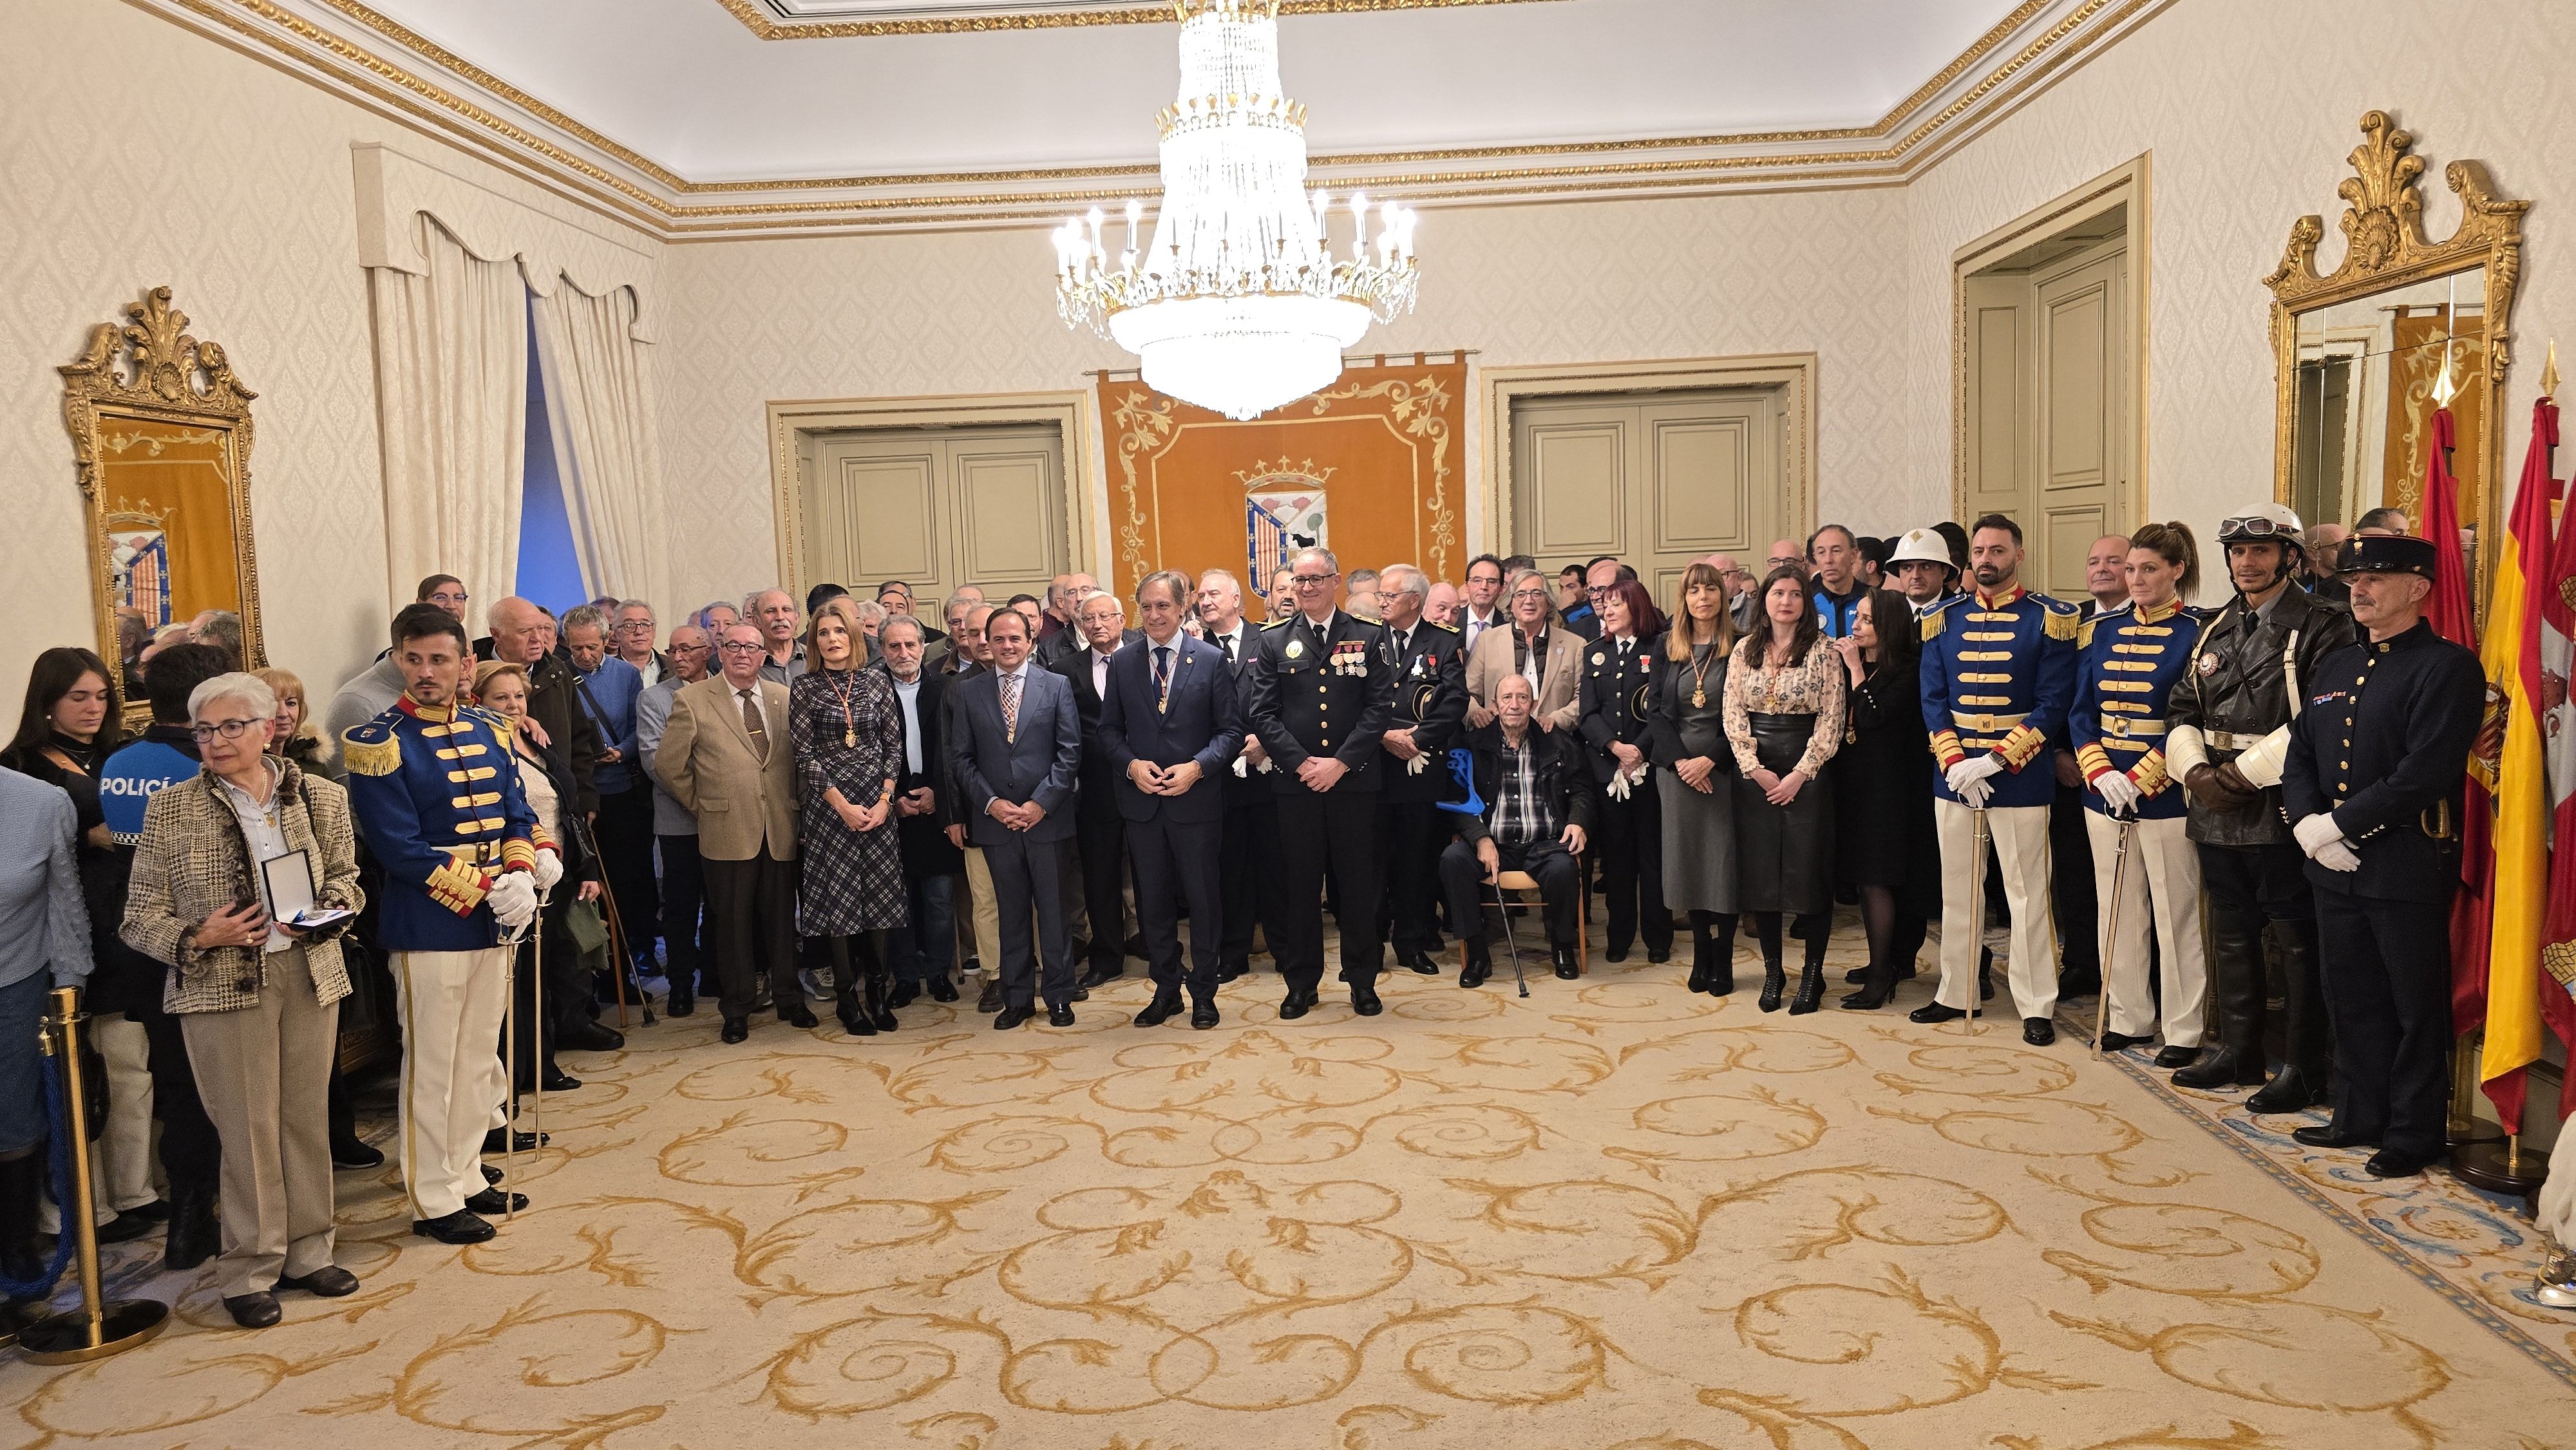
[122, 672, 365, 1328]
[1464, 568, 1587, 733]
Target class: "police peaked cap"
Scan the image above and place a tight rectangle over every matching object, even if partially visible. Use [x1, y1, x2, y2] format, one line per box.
[2334, 533, 2438, 579]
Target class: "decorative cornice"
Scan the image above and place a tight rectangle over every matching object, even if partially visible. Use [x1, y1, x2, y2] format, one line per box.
[144, 0, 2163, 236]
[714, 0, 1573, 38]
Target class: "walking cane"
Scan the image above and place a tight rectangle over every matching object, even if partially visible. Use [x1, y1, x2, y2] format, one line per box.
[1491, 881, 1531, 999]
[1953, 808, 1992, 1038]
[531, 886, 549, 1154]
[2093, 813, 2137, 1055]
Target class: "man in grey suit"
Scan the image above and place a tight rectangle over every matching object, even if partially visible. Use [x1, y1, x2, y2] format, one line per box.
[947, 605, 1084, 1028]
[1100, 570, 1244, 1028]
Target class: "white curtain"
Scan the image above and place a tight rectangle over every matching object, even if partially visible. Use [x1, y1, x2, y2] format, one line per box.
[531, 281, 670, 612]
[368, 217, 528, 618]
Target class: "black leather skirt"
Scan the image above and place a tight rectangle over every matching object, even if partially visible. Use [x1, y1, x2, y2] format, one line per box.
[1732, 711, 1832, 914]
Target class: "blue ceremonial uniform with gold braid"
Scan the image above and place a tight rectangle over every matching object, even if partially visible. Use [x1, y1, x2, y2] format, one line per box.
[1919, 583, 2079, 810]
[2069, 598, 2208, 821]
[342, 695, 547, 952]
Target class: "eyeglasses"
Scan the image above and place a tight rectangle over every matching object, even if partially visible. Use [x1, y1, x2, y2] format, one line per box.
[717, 641, 764, 654]
[1291, 574, 1335, 587]
[429, 590, 469, 605]
[1509, 588, 1550, 602]
[669, 643, 710, 655]
[189, 719, 265, 742]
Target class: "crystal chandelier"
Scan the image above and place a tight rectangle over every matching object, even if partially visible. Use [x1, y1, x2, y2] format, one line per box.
[1051, 0, 1420, 420]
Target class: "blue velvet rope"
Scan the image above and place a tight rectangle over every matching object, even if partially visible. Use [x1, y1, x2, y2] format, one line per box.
[0, 1046, 80, 1304]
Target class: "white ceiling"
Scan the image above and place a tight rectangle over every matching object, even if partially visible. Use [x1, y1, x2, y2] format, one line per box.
[357, 0, 2029, 182]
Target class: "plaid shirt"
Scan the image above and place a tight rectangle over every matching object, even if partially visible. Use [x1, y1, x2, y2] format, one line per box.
[1490, 732, 1558, 847]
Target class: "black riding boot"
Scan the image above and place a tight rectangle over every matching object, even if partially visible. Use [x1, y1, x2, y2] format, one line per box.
[832, 937, 876, 1037]
[1788, 912, 1828, 1015]
[1695, 912, 1736, 996]
[2173, 920, 2268, 1089]
[2248, 920, 2330, 1108]
[862, 929, 900, 1032]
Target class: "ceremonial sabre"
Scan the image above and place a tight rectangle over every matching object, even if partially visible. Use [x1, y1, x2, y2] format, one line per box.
[2093, 814, 2136, 1055]
[1955, 808, 1991, 1038]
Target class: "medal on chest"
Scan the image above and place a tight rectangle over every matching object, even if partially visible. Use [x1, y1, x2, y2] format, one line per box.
[1332, 641, 1368, 676]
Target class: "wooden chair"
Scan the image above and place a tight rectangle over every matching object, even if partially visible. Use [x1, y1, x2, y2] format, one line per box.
[1456, 850, 1587, 991]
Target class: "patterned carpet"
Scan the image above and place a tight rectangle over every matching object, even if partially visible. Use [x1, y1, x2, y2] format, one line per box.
[5, 925, 2571, 1449]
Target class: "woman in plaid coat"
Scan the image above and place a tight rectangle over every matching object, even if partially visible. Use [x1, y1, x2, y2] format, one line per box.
[790, 599, 907, 1036]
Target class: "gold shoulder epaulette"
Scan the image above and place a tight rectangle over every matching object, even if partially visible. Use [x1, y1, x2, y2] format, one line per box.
[1260, 617, 1291, 630]
[1920, 614, 1944, 643]
[1426, 620, 1461, 635]
[2076, 617, 2098, 650]
[2045, 607, 2080, 642]
[341, 720, 400, 777]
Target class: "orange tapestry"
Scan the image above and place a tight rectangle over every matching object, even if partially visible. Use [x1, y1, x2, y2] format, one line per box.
[1098, 355, 1466, 622]
[2383, 309, 2487, 527]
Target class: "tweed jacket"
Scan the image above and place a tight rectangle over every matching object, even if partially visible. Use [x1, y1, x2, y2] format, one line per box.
[1463, 625, 1586, 734]
[656, 675, 800, 863]
[120, 758, 363, 1015]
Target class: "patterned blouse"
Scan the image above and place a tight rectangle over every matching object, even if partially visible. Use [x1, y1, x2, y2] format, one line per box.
[1721, 637, 1847, 780]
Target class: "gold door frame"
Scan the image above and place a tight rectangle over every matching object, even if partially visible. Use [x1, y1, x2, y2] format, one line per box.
[2266, 111, 2526, 610]
[61, 287, 264, 727]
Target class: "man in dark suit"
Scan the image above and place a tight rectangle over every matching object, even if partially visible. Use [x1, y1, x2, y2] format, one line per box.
[1052, 589, 1137, 987]
[876, 614, 963, 1006]
[948, 605, 1084, 1028]
[1197, 568, 1273, 982]
[1245, 547, 1397, 1018]
[1101, 570, 1244, 1028]
[1371, 563, 1468, 974]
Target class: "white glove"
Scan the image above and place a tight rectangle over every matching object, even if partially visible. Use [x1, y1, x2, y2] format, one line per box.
[2312, 837, 2360, 872]
[531, 849, 564, 892]
[1945, 754, 2003, 798]
[2292, 813, 2346, 859]
[488, 872, 538, 932]
[1604, 768, 1634, 801]
[2093, 771, 2143, 815]
[1232, 756, 1249, 778]
[1406, 753, 1429, 776]
[2539, 1153, 2576, 1245]
[1955, 776, 1994, 809]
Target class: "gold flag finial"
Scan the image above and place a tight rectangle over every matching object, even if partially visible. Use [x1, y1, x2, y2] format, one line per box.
[2544, 339, 2561, 399]
[2432, 338, 2461, 408]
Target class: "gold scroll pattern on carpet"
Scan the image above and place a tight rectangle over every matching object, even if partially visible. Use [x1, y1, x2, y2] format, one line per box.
[3, 968, 2570, 1447]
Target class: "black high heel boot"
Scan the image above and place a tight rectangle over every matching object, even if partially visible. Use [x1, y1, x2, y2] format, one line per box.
[832, 937, 876, 1037]
[1788, 919, 1827, 1015]
[1685, 919, 1714, 993]
[863, 930, 900, 1032]
[1754, 913, 1786, 1012]
[1706, 913, 1737, 996]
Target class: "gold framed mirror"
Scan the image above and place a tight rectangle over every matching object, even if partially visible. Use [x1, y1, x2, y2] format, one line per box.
[2266, 111, 2526, 603]
[61, 287, 264, 726]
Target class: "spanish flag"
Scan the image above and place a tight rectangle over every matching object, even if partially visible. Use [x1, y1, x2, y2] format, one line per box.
[2468, 396, 2557, 1130]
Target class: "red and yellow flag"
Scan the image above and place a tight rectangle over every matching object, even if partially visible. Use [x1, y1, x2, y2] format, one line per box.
[2469, 397, 2557, 1130]
[2427, 408, 2491, 1025]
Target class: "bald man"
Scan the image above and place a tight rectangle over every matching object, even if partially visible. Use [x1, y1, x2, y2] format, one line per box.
[2304, 523, 2353, 603]
[2082, 535, 2132, 616]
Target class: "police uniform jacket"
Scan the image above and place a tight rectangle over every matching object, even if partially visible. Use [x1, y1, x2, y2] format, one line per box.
[1577, 630, 1664, 785]
[1919, 584, 2079, 810]
[2069, 598, 2207, 822]
[2282, 619, 2481, 903]
[1245, 609, 1396, 795]
[1378, 617, 1468, 803]
[343, 696, 546, 953]
[2165, 584, 2356, 847]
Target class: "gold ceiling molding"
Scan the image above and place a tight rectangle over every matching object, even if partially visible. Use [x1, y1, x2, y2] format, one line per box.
[159, 0, 2158, 234]
[713, 0, 1574, 40]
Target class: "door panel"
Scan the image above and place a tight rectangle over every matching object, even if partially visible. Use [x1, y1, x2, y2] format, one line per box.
[800, 426, 1066, 610]
[813, 444, 940, 589]
[955, 444, 1062, 599]
[1520, 414, 1629, 560]
[1513, 388, 1786, 610]
[2034, 247, 2125, 597]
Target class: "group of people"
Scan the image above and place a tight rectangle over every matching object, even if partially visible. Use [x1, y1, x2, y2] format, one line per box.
[0, 493, 2499, 1335]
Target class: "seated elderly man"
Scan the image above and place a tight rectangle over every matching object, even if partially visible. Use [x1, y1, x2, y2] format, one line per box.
[1436, 673, 1594, 988]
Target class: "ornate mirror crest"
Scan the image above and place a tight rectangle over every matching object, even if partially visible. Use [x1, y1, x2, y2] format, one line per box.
[62, 287, 265, 724]
[2266, 111, 2526, 599]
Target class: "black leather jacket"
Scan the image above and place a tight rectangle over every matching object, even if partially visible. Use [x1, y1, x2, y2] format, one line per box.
[2168, 583, 2355, 847]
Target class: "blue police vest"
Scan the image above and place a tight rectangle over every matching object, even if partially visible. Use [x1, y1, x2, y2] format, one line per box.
[97, 735, 200, 846]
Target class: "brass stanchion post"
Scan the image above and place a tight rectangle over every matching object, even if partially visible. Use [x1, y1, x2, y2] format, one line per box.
[19, 988, 166, 1363]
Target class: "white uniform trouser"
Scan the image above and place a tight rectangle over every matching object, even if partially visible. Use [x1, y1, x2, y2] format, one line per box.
[39, 1016, 158, 1232]
[2083, 811, 2209, 1047]
[392, 947, 510, 1221]
[1935, 800, 2058, 1019]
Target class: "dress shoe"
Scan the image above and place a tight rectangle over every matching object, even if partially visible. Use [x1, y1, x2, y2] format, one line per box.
[2096, 1030, 2152, 1053]
[1079, 963, 1124, 990]
[927, 976, 959, 1003]
[993, 1004, 1034, 1031]
[223, 1291, 282, 1328]
[559, 1019, 624, 1052]
[2291, 1124, 2377, 1151]
[331, 1138, 385, 1171]
[837, 1001, 876, 1037]
[1350, 979, 1383, 1016]
[2022, 1017, 2056, 1046]
[664, 988, 695, 1018]
[278, 1265, 361, 1297]
[1552, 945, 1580, 980]
[2152, 1045, 2199, 1069]
[977, 979, 1006, 1013]
[541, 1070, 583, 1093]
[1134, 992, 1184, 1028]
[1191, 1000, 1220, 1030]
[1124, 933, 1148, 959]
[2365, 1147, 2440, 1178]
[1278, 988, 1318, 1021]
[2246, 1066, 2325, 1114]
[2170, 1046, 2266, 1089]
[481, 1164, 504, 1185]
[887, 980, 920, 1010]
[163, 1187, 220, 1272]
[1399, 948, 1441, 976]
[96, 1210, 158, 1245]
[1218, 958, 1248, 983]
[1072, 986, 1091, 1003]
[1842, 966, 1873, 984]
[1461, 941, 1492, 990]
[1908, 1001, 1965, 1024]
[1840, 982, 1893, 1012]
[464, 1188, 528, 1215]
[412, 1209, 497, 1245]
[482, 1127, 545, 1154]
[720, 1016, 750, 1044]
[1046, 1003, 1077, 1027]
[779, 1004, 819, 1030]
[1605, 944, 1631, 965]
[1646, 944, 1671, 965]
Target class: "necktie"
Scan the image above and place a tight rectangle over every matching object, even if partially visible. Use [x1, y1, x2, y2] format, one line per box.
[1001, 670, 1021, 743]
[1394, 629, 1409, 659]
[1218, 632, 1236, 666]
[738, 688, 768, 763]
[1153, 645, 1172, 711]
